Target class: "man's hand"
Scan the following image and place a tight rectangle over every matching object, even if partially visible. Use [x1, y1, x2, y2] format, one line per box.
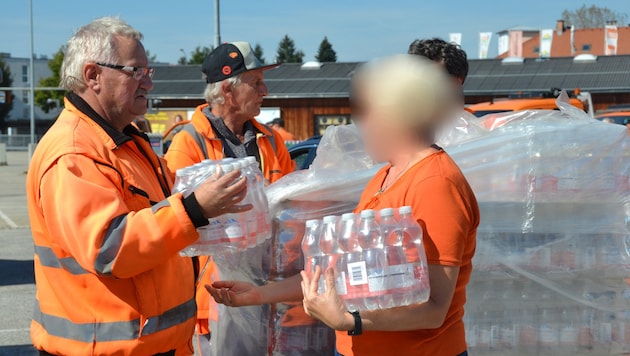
[205, 280, 263, 307]
[194, 169, 252, 219]
[301, 266, 354, 331]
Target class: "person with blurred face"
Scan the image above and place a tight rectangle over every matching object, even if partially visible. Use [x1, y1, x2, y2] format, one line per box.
[164, 42, 294, 355]
[26, 17, 250, 356]
[206, 55, 479, 356]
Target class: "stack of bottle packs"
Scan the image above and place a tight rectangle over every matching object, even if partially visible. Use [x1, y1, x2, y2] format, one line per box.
[173, 156, 272, 257]
[302, 207, 430, 311]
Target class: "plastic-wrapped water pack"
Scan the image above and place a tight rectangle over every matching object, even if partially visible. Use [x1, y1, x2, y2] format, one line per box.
[448, 96, 630, 355]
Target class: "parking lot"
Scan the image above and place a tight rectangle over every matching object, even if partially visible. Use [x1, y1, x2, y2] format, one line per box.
[0, 151, 37, 355]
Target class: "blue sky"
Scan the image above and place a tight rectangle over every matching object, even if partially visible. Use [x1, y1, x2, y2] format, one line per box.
[1, 0, 629, 63]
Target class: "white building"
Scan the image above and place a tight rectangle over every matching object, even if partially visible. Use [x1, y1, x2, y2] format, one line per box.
[0, 53, 60, 130]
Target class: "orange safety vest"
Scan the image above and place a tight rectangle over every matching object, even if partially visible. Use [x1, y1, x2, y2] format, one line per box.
[164, 103, 295, 334]
[27, 95, 200, 355]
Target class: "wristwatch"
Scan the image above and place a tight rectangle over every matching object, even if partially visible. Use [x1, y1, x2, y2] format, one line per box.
[347, 311, 362, 336]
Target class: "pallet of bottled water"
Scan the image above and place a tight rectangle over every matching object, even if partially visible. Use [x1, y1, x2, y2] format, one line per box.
[444, 101, 630, 355]
[302, 207, 430, 311]
[173, 156, 272, 257]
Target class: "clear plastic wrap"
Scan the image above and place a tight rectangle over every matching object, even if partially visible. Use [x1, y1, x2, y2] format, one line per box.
[448, 95, 630, 355]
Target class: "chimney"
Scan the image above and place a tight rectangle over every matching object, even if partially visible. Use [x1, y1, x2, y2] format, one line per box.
[556, 20, 565, 35]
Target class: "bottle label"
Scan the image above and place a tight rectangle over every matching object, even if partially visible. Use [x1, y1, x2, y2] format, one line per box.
[559, 325, 577, 345]
[539, 324, 558, 345]
[347, 261, 368, 286]
[386, 264, 408, 288]
[367, 270, 387, 293]
[599, 322, 612, 343]
[336, 271, 348, 295]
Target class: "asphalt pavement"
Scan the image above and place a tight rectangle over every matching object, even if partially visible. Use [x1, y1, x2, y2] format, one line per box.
[0, 151, 38, 355]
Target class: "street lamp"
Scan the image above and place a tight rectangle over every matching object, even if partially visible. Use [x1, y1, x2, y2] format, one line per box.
[29, 0, 35, 145]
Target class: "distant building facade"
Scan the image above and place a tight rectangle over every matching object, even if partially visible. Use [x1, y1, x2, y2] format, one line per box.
[0, 53, 60, 133]
[498, 20, 630, 59]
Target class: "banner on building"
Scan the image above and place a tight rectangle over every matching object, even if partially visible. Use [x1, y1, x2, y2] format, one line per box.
[605, 25, 618, 55]
[498, 34, 509, 55]
[539, 29, 554, 58]
[508, 30, 523, 57]
[449, 33, 462, 46]
[570, 26, 576, 55]
[479, 32, 492, 59]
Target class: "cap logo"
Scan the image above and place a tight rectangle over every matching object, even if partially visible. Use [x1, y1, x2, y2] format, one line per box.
[229, 51, 239, 59]
[222, 66, 232, 75]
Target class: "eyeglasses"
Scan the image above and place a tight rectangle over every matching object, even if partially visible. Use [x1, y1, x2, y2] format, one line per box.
[96, 62, 155, 80]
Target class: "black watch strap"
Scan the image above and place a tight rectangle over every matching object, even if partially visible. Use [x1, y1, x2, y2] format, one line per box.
[347, 311, 362, 336]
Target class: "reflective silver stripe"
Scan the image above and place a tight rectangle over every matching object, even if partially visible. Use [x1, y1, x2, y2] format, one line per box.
[33, 297, 196, 342]
[94, 214, 128, 275]
[34, 245, 89, 275]
[151, 199, 171, 213]
[141, 298, 196, 336]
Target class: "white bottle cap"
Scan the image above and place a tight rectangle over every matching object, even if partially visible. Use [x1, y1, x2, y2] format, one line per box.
[360, 209, 375, 218]
[341, 213, 356, 221]
[305, 219, 320, 228]
[244, 156, 257, 165]
[399, 206, 413, 214]
[222, 163, 235, 173]
[323, 215, 337, 224]
[380, 208, 395, 217]
[222, 157, 235, 162]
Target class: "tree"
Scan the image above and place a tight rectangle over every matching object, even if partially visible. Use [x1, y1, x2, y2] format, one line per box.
[275, 35, 304, 63]
[315, 36, 337, 63]
[35, 47, 66, 113]
[178, 46, 213, 65]
[562, 5, 628, 28]
[145, 50, 158, 63]
[0, 58, 14, 132]
[253, 43, 266, 64]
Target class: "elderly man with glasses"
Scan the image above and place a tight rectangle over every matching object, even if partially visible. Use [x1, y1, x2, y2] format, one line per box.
[26, 17, 251, 356]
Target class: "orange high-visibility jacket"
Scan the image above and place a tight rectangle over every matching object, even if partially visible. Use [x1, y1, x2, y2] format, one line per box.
[26, 95, 206, 356]
[164, 104, 295, 334]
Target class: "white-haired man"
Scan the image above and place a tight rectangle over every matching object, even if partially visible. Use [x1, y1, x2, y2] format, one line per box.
[26, 17, 250, 356]
[164, 42, 294, 354]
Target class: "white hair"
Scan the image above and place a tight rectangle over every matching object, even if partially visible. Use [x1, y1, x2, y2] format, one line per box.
[355, 54, 458, 135]
[203, 75, 242, 106]
[60, 17, 143, 92]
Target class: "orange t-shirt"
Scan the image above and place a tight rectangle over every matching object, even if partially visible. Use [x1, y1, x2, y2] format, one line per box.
[336, 150, 479, 356]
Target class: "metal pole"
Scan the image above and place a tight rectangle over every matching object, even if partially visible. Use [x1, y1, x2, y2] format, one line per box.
[28, 0, 35, 145]
[214, 0, 221, 48]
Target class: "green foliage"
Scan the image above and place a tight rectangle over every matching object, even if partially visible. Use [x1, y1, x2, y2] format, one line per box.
[0, 58, 14, 131]
[253, 43, 266, 64]
[562, 5, 628, 28]
[275, 35, 304, 64]
[178, 46, 213, 65]
[315, 36, 337, 63]
[34, 47, 66, 113]
[145, 50, 158, 63]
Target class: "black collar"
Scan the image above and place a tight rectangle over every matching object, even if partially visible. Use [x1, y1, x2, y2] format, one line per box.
[66, 93, 142, 148]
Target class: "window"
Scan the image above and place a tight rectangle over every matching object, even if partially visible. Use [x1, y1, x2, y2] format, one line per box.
[22, 90, 28, 104]
[533, 46, 540, 53]
[582, 44, 592, 52]
[23, 107, 29, 118]
[314, 115, 352, 136]
[22, 65, 28, 83]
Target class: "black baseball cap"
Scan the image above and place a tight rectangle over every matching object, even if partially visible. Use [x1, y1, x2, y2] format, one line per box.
[201, 42, 279, 83]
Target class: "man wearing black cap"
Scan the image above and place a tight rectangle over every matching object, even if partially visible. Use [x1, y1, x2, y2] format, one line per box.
[165, 42, 294, 355]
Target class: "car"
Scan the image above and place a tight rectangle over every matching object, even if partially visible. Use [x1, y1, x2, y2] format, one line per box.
[595, 110, 630, 126]
[288, 136, 321, 170]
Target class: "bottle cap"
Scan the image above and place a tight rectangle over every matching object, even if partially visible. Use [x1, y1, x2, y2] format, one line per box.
[341, 213, 356, 221]
[360, 209, 375, 218]
[222, 163, 235, 173]
[323, 215, 337, 224]
[399, 206, 412, 214]
[244, 156, 257, 165]
[380, 208, 395, 217]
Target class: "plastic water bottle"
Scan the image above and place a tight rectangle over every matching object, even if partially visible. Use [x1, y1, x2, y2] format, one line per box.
[318, 215, 346, 296]
[398, 206, 430, 304]
[301, 219, 323, 278]
[235, 160, 259, 248]
[337, 213, 367, 312]
[357, 209, 389, 310]
[172, 166, 196, 195]
[221, 163, 247, 250]
[245, 156, 271, 243]
[380, 208, 409, 308]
